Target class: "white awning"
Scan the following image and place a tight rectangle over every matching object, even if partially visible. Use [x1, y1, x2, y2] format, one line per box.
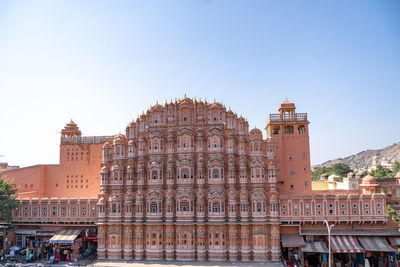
[301, 241, 329, 253]
[15, 229, 37, 235]
[358, 237, 396, 252]
[281, 234, 306, 248]
[49, 230, 81, 244]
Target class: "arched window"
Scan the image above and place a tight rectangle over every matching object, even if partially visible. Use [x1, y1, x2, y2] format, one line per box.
[284, 125, 294, 134]
[180, 200, 189, 212]
[149, 201, 158, 213]
[213, 168, 219, 178]
[298, 125, 306, 134]
[256, 202, 262, 212]
[209, 230, 225, 248]
[182, 168, 189, 178]
[151, 170, 158, 179]
[213, 201, 220, 212]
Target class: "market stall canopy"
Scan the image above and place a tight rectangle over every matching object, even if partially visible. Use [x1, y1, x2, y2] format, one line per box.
[358, 236, 396, 252]
[388, 237, 400, 246]
[331, 236, 364, 253]
[14, 229, 36, 235]
[49, 230, 81, 244]
[281, 234, 306, 248]
[301, 241, 329, 253]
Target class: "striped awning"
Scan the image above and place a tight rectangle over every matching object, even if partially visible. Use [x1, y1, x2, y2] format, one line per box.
[388, 237, 400, 246]
[358, 237, 396, 252]
[281, 234, 306, 248]
[49, 230, 81, 244]
[331, 236, 364, 253]
[301, 241, 329, 253]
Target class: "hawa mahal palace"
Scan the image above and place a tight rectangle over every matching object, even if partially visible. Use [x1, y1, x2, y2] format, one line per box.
[4, 97, 400, 263]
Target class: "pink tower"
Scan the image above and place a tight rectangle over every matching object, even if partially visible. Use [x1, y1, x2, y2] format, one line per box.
[266, 100, 312, 195]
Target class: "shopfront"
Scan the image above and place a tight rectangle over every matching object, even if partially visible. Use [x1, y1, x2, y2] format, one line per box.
[357, 236, 396, 266]
[388, 237, 400, 264]
[49, 229, 81, 261]
[14, 229, 55, 248]
[331, 235, 365, 266]
[281, 234, 306, 266]
[301, 241, 329, 267]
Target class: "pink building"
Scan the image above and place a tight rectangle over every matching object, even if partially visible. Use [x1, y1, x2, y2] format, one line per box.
[4, 97, 400, 265]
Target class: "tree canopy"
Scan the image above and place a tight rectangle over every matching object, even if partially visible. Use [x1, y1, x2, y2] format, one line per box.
[368, 162, 400, 179]
[313, 161, 400, 181]
[311, 163, 353, 181]
[387, 205, 400, 225]
[0, 173, 18, 223]
[331, 163, 353, 178]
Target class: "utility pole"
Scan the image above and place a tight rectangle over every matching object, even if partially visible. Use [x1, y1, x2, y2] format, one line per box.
[324, 219, 335, 267]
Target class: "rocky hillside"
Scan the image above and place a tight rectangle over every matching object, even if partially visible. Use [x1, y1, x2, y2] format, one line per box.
[317, 142, 400, 169]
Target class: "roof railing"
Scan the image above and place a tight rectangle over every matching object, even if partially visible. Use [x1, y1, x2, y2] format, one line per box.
[61, 135, 115, 145]
[268, 113, 308, 123]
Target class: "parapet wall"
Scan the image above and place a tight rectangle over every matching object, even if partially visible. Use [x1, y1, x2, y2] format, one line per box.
[279, 193, 388, 223]
[13, 197, 98, 224]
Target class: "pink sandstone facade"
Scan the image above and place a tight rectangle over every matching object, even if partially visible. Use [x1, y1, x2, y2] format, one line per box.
[4, 97, 400, 263]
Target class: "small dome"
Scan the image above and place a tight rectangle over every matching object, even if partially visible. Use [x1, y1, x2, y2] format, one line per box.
[178, 96, 193, 106]
[347, 172, 355, 179]
[279, 99, 296, 112]
[61, 120, 81, 136]
[361, 174, 378, 186]
[128, 139, 134, 145]
[100, 166, 108, 173]
[111, 164, 120, 171]
[249, 128, 262, 139]
[103, 142, 112, 148]
[396, 171, 400, 179]
[209, 101, 222, 109]
[149, 103, 163, 112]
[98, 196, 106, 205]
[113, 134, 125, 145]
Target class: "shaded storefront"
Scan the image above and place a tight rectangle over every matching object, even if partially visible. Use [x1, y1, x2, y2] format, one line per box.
[281, 234, 306, 266]
[301, 241, 329, 267]
[14, 229, 55, 248]
[358, 236, 396, 266]
[49, 230, 81, 262]
[330, 236, 365, 266]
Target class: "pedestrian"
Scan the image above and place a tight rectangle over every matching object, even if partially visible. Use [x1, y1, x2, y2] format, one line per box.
[56, 247, 60, 262]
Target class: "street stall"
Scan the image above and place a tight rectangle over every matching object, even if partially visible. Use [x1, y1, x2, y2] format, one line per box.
[331, 235, 365, 266]
[49, 230, 81, 262]
[357, 236, 396, 266]
[388, 237, 400, 264]
[301, 241, 329, 267]
[281, 234, 306, 266]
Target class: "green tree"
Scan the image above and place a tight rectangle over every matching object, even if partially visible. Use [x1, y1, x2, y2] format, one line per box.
[311, 167, 333, 181]
[387, 205, 400, 225]
[0, 173, 18, 223]
[394, 161, 400, 173]
[371, 165, 394, 178]
[331, 163, 353, 177]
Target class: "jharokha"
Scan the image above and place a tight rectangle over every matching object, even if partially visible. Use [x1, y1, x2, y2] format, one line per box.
[4, 97, 400, 262]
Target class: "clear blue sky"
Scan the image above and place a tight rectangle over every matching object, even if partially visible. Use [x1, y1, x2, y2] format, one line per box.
[0, 0, 399, 167]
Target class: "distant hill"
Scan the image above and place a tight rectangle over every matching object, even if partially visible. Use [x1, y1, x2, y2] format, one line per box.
[317, 142, 400, 169]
